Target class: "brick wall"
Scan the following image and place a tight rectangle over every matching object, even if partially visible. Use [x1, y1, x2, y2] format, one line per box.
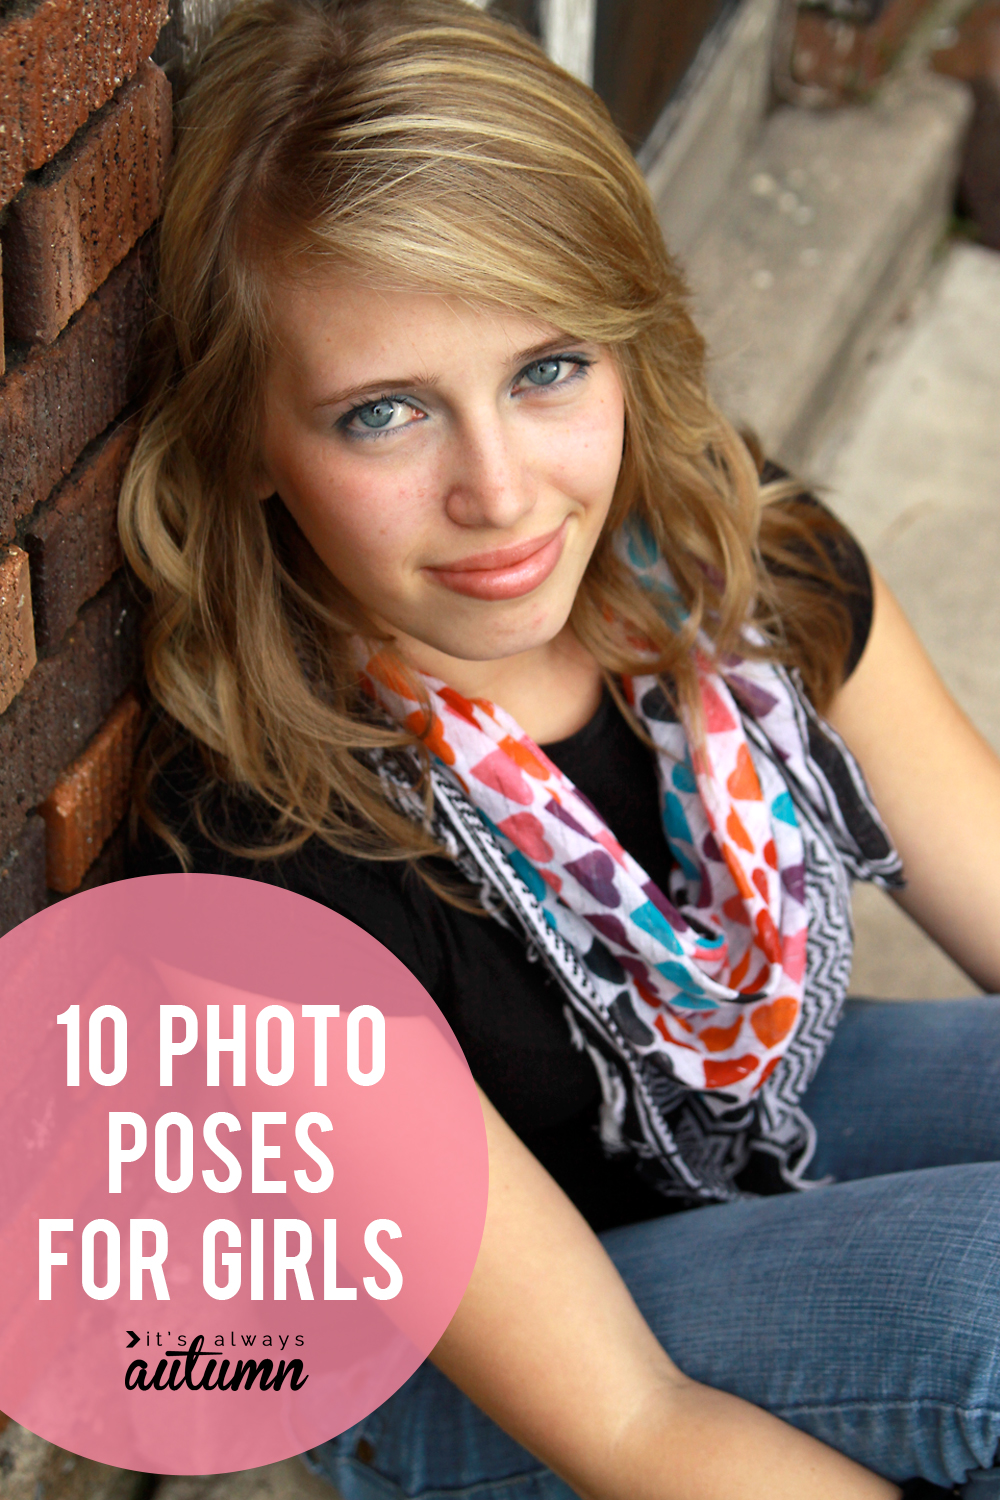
[0, 0, 252, 946]
[0, 0, 170, 943]
[0, 2, 263, 1493]
[0, 0, 172, 1481]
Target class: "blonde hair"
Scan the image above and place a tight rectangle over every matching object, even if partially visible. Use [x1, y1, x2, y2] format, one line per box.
[121, 0, 854, 874]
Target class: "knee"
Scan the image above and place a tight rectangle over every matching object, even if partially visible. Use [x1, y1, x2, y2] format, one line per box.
[869, 1163, 1000, 1481]
[907, 1165, 1000, 1379]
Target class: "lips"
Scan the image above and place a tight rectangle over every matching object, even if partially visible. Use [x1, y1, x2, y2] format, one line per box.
[424, 522, 568, 601]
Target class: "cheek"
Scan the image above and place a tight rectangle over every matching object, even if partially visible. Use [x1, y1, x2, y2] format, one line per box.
[274, 443, 437, 582]
[545, 394, 625, 504]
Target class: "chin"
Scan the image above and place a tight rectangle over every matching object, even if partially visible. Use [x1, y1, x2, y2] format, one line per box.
[436, 598, 574, 664]
[450, 636, 556, 665]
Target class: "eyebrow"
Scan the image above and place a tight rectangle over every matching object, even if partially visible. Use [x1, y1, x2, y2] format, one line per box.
[311, 334, 591, 410]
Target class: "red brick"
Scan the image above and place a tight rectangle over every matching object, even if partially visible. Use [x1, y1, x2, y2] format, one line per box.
[0, 0, 168, 208]
[0, 543, 36, 712]
[0, 239, 152, 542]
[2, 62, 172, 343]
[0, 811, 45, 935]
[932, 1, 1000, 80]
[783, 0, 934, 101]
[23, 416, 136, 654]
[76, 812, 130, 892]
[40, 689, 141, 892]
[0, 241, 5, 377]
[0, 570, 140, 858]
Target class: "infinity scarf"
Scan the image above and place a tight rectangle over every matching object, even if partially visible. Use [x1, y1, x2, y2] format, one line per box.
[360, 534, 902, 1203]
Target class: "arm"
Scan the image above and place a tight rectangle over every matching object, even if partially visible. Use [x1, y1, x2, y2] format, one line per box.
[433, 1089, 900, 1500]
[825, 570, 1000, 992]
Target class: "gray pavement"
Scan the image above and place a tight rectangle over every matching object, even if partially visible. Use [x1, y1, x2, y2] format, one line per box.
[812, 241, 1000, 998]
[154, 1459, 335, 1500]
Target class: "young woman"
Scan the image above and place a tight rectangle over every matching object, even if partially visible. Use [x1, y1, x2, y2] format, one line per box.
[122, 1, 1000, 1495]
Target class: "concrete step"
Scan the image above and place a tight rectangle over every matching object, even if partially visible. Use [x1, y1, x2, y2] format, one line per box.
[812, 241, 1000, 999]
[641, 0, 782, 264]
[849, 882, 980, 999]
[681, 68, 972, 469]
[817, 240, 1000, 754]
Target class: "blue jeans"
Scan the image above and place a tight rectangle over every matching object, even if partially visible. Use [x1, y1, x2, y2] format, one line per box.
[306, 998, 1000, 1498]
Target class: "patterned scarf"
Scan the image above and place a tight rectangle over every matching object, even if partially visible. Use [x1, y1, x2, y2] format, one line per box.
[360, 534, 902, 1204]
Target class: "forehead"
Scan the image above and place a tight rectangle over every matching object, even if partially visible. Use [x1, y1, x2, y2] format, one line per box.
[264, 272, 569, 390]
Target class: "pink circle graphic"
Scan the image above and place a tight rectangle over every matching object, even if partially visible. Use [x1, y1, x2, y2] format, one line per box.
[0, 874, 488, 1474]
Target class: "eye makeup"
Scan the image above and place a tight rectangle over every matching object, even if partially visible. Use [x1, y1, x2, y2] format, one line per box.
[336, 352, 595, 441]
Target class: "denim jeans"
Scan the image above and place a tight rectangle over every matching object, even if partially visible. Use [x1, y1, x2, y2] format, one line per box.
[305, 998, 1000, 1498]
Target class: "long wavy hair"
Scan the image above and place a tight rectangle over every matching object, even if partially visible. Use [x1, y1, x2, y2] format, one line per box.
[120, 0, 856, 878]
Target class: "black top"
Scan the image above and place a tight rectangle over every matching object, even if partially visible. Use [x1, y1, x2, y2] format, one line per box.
[134, 507, 874, 1232]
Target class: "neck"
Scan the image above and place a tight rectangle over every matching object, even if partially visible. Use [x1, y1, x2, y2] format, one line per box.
[392, 624, 604, 744]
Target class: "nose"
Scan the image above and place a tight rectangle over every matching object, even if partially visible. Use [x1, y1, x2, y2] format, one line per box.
[442, 412, 537, 532]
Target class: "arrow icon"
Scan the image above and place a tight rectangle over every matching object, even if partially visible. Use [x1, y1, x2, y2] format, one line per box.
[126, 1330, 140, 1348]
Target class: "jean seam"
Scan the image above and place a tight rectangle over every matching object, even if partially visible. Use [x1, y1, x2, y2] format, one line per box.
[325, 1458, 399, 1500]
[772, 1398, 1000, 1419]
[405, 1471, 552, 1500]
[323, 1456, 553, 1500]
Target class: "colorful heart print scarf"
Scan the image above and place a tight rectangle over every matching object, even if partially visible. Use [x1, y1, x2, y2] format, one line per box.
[360, 540, 902, 1203]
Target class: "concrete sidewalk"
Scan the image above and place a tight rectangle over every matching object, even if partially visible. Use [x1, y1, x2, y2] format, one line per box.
[812, 240, 1000, 998]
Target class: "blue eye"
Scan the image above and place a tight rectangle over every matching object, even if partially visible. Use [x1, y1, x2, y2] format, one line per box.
[513, 353, 592, 395]
[357, 400, 398, 429]
[339, 396, 425, 438]
[524, 359, 563, 385]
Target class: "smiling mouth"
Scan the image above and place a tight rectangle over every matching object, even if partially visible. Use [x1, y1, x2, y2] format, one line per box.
[423, 522, 568, 601]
